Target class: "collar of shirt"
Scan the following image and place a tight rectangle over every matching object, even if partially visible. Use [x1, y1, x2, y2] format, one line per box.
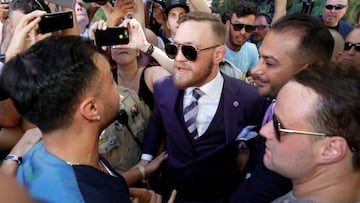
[184, 71, 224, 100]
[184, 71, 224, 137]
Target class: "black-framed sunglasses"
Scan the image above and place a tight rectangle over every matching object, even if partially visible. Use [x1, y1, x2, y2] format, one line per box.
[165, 43, 220, 61]
[325, 4, 347, 10]
[229, 21, 256, 33]
[344, 42, 360, 52]
[272, 114, 359, 152]
[255, 25, 268, 31]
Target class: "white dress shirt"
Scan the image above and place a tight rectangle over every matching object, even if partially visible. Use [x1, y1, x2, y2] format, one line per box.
[183, 71, 224, 137]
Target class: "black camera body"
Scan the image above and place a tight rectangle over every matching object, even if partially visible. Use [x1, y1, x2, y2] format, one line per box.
[38, 11, 74, 34]
[94, 27, 130, 47]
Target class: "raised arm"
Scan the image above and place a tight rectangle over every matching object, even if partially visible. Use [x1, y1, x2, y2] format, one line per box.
[272, 0, 287, 24]
[118, 19, 174, 74]
[107, 0, 134, 26]
[186, 0, 210, 12]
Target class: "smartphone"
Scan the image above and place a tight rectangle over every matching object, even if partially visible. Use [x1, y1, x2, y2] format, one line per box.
[38, 11, 74, 34]
[94, 27, 130, 47]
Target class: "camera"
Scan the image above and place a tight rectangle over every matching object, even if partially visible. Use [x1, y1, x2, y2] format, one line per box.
[38, 11, 74, 34]
[94, 27, 129, 47]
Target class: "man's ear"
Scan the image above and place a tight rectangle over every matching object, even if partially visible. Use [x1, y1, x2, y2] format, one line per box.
[213, 45, 226, 64]
[7, 18, 15, 34]
[317, 137, 348, 164]
[79, 97, 100, 121]
[225, 20, 231, 32]
[335, 51, 344, 63]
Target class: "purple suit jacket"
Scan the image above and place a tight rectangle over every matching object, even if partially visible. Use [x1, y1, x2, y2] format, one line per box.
[142, 74, 267, 201]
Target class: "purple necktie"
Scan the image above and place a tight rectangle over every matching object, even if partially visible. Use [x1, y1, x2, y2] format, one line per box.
[262, 99, 276, 126]
[184, 88, 204, 139]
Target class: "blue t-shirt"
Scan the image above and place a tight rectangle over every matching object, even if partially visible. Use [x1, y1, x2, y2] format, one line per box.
[17, 141, 131, 203]
[225, 42, 259, 75]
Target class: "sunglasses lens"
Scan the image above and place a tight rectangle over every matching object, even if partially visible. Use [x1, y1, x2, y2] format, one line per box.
[245, 25, 256, 33]
[355, 45, 360, 52]
[272, 115, 281, 141]
[181, 45, 197, 61]
[344, 42, 351, 51]
[325, 5, 334, 9]
[325, 4, 346, 10]
[335, 5, 346, 9]
[165, 44, 178, 59]
[344, 42, 360, 52]
[255, 25, 266, 31]
[233, 24, 244, 31]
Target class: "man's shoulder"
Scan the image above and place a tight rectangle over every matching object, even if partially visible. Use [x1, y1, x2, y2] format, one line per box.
[339, 20, 353, 29]
[17, 142, 83, 202]
[153, 75, 177, 93]
[223, 74, 256, 90]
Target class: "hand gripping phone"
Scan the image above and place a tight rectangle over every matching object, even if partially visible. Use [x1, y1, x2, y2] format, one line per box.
[38, 11, 74, 34]
[94, 27, 130, 47]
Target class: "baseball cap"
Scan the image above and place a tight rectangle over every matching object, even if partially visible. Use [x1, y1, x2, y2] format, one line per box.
[164, 0, 189, 17]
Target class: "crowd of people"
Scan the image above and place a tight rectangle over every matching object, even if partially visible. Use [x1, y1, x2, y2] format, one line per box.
[0, 0, 359, 202]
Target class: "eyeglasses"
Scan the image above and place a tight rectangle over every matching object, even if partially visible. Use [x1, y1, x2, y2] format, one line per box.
[254, 25, 268, 31]
[344, 42, 360, 52]
[229, 21, 256, 33]
[325, 4, 347, 10]
[165, 43, 220, 61]
[272, 114, 327, 142]
[272, 114, 359, 152]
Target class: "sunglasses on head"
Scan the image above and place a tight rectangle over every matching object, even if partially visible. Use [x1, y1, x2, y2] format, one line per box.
[325, 4, 347, 10]
[272, 114, 359, 152]
[344, 42, 360, 52]
[165, 43, 220, 61]
[230, 21, 256, 33]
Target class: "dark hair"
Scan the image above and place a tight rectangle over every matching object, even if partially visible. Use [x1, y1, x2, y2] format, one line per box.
[230, 1, 256, 19]
[178, 11, 226, 44]
[271, 13, 334, 65]
[9, 0, 51, 14]
[0, 36, 101, 133]
[293, 62, 360, 169]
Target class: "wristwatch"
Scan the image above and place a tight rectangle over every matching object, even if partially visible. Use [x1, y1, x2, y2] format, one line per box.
[4, 154, 22, 165]
[145, 44, 154, 55]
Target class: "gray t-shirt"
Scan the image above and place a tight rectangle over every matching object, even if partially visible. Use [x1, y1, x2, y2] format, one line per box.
[272, 191, 319, 203]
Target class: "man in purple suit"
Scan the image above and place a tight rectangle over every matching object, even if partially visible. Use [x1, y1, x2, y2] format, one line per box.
[123, 12, 267, 202]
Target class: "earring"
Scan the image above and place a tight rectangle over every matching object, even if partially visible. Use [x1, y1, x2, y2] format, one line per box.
[96, 115, 101, 121]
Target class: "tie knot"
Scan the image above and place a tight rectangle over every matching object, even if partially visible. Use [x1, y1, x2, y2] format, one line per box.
[192, 88, 204, 100]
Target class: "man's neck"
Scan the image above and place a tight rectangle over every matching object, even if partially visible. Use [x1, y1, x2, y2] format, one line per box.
[225, 40, 243, 52]
[292, 169, 360, 203]
[42, 126, 101, 167]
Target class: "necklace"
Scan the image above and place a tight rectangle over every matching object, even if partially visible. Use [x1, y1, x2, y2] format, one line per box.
[65, 161, 80, 165]
[66, 160, 108, 175]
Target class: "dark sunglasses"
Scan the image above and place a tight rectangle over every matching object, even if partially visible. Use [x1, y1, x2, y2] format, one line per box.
[255, 25, 268, 31]
[165, 43, 220, 61]
[272, 114, 359, 152]
[230, 21, 255, 33]
[344, 42, 360, 52]
[325, 4, 347, 10]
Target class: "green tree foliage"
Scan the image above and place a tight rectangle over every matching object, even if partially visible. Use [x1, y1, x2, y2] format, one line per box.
[211, 0, 359, 24]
